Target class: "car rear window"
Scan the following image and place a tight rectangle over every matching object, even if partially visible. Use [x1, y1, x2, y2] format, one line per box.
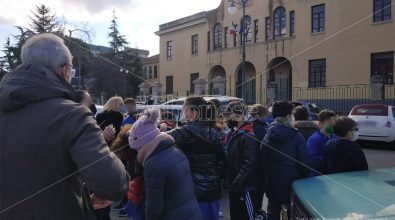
[392, 107, 395, 118]
[351, 105, 388, 116]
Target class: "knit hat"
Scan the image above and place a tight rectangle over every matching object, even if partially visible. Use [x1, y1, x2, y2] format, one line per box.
[129, 108, 161, 150]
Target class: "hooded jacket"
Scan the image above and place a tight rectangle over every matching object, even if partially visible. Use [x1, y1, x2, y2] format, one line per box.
[168, 122, 226, 201]
[0, 64, 129, 220]
[262, 124, 310, 202]
[224, 122, 260, 193]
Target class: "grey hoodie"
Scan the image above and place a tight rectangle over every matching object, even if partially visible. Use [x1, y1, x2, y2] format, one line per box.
[0, 64, 129, 220]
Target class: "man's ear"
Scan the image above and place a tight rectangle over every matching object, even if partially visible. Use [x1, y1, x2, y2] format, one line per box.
[59, 66, 67, 79]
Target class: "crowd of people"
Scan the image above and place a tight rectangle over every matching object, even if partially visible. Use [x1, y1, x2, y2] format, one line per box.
[0, 33, 369, 220]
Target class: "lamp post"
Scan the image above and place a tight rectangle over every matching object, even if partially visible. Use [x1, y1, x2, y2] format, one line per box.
[228, 0, 248, 101]
[120, 68, 129, 96]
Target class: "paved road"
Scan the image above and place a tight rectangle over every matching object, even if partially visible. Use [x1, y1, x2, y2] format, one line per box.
[111, 145, 395, 220]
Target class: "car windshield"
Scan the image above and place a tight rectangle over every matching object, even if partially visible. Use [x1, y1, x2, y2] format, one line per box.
[351, 106, 388, 116]
[308, 103, 322, 114]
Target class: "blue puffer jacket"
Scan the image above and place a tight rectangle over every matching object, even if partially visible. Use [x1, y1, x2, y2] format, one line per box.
[262, 125, 310, 202]
[144, 140, 203, 220]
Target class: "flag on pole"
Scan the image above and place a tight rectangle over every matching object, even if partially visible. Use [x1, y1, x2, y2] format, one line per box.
[230, 22, 238, 36]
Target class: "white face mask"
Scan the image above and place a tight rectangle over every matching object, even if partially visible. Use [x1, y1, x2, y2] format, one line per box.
[290, 115, 296, 127]
[351, 131, 359, 142]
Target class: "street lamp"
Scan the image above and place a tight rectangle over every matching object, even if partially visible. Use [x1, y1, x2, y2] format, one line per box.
[120, 68, 129, 96]
[227, 0, 248, 101]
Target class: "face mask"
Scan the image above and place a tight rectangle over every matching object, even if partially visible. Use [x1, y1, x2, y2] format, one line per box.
[89, 104, 97, 115]
[226, 120, 239, 129]
[290, 115, 296, 127]
[324, 124, 334, 135]
[351, 131, 359, 142]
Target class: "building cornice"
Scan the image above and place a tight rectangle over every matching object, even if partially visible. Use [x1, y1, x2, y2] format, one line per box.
[155, 18, 208, 35]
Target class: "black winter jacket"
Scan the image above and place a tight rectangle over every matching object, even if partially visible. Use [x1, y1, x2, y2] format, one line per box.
[224, 123, 260, 193]
[168, 122, 226, 201]
[325, 139, 368, 174]
[96, 110, 124, 135]
[144, 140, 202, 220]
[262, 124, 310, 202]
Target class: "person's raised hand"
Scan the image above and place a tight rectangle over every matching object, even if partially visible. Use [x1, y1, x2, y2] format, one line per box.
[103, 125, 116, 142]
[90, 193, 113, 210]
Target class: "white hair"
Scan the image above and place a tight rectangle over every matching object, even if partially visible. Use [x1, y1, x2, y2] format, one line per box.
[21, 33, 72, 71]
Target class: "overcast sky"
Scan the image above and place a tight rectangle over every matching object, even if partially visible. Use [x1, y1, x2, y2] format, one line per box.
[0, 0, 221, 56]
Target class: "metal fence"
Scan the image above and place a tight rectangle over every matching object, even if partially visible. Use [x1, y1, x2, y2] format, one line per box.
[293, 84, 395, 113]
[130, 84, 395, 114]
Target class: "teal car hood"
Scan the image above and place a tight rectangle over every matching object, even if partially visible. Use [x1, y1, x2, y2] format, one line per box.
[292, 168, 395, 219]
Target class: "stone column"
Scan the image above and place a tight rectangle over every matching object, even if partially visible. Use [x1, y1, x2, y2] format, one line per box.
[211, 76, 227, 95]
[193, 78, 207, 96]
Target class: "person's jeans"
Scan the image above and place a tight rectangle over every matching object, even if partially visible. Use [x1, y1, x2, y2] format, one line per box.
[124, 201, 144, 220]
[199, 200, 220, 220]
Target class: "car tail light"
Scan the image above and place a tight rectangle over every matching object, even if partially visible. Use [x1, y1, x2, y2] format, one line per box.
[385, 121, 392, 128]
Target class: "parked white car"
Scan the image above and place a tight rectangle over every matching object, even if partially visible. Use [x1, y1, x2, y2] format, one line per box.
[162, 96, 245, 106]
[349, 104, 395, 145]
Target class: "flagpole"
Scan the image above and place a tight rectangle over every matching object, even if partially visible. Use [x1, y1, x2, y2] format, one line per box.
[228, 0, 248, 102]
[241, 1, 246, 102]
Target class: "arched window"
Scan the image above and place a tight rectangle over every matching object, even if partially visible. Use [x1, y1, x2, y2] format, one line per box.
[214, 23, 223, 50]
[149, 66, 152, 79]
[240, 15, 252, 43]
[274, 7, 286, 38]
[154, 65, 158, 78]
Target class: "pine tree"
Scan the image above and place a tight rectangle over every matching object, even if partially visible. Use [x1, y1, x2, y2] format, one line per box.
[29, 4, 62, 33]
[1, 37, 18, 71]
[108, 9, 128, 54]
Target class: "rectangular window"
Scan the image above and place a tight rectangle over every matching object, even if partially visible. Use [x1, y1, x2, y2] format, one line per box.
[207, 31, 211, 52]
[309, 59, 326, 87]
[190, 73, 199, 93]
[374, 0, 392, 22]
[224, 27, 228, 48]
[265, 17, 271, 41]
[166, 41, 173, 60]
[312, 4, 325, 33]
[149, 66, 152, 79]
[254, 19, 259, 43]
[371, 51, 394, 84]
[191, 35, 198, 55]
[290, 11, 295, 36]
[154, 66, 158, 78]
[166, 76, 173, 94]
